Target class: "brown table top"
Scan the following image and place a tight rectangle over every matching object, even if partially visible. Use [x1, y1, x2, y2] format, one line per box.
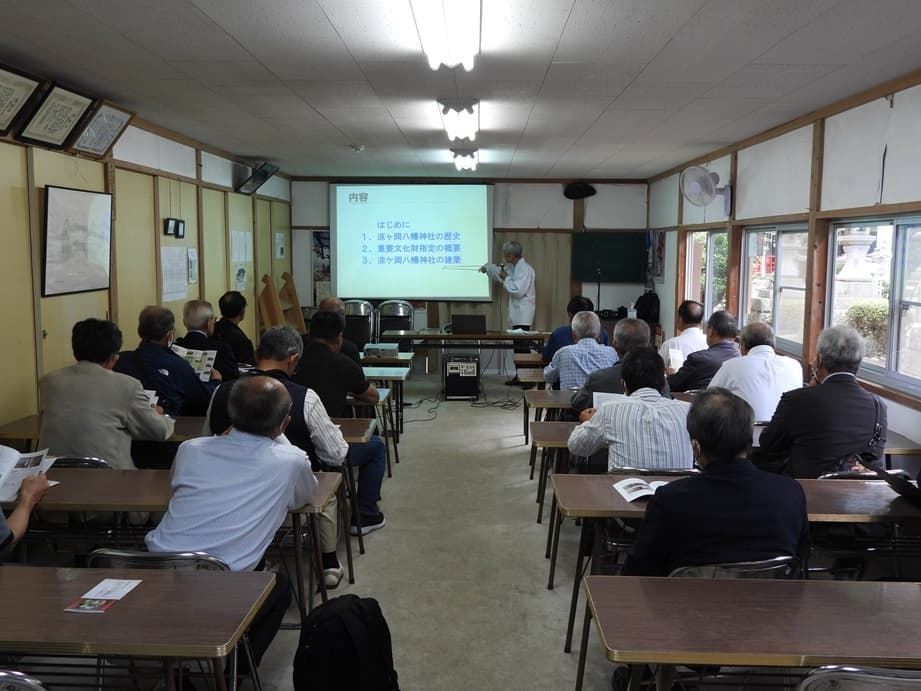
[552, 474, 921, 523]
[531, 421, 578, 448]
[518, 368, 546, 383]
[513, 353, 544, 366]
[524, 389, 575, 409]
[171, 416, 205, 441]
[0, 414, 204, 443]
[585, 575, 921, 668]
[0, 567, 272, 658]
[293, 471, 342, 514]
[332, 417, 376, 443]
[382, 329, 549, 342]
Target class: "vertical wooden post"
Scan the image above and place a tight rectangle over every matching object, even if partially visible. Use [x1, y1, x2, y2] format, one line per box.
[802, 120, 828, 373]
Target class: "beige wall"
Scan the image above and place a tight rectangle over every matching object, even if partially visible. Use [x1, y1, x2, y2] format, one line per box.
[227, 192, 256, 342]
[157, 177, 201, 333]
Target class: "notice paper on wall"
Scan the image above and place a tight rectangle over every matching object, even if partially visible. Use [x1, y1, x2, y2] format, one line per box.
[160, 245, 188, 302]
[230, 230, 253, 263]
[274, 232, 286, 259]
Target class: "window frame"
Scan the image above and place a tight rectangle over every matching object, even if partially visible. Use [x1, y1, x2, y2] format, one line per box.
[827, 215, 921, 398]
[685, 229, 728, 317]
[740, 223, 808, 357]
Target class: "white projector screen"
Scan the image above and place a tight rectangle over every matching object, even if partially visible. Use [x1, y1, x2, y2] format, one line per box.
[330, 184, 493, 301]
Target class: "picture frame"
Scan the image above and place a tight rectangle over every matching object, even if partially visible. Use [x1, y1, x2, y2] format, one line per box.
[652, 229, 666, 283]
[164, 218, 176, 236]
[70, 101, 134, 157]
[42, 185, 112, 297]
[0, 63, 43, 136]
[17, 83, 95, 149]
[175, 219, 186, 239]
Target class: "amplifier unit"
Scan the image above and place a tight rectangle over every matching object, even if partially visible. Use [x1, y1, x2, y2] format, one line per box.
[443, 355, 479, 400]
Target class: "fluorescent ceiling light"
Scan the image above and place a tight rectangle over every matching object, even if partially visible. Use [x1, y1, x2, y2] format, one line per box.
[411, 0, 481, 71]
[439, 101, 479, 141]
[451, 147, 479, 171]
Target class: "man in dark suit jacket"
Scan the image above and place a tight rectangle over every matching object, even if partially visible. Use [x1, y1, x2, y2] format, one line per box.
[175, 299, 239, 381]
[571, 318, 653, 411]
[759, 325, 887, 478]
[666, 310, 740, 392]
[214, 290, 255, 366]
[622, 388, 809, 576]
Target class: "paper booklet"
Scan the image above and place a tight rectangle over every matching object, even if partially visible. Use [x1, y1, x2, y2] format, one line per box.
[170, 344, 217, 382]
[612, 477, 670, 503]
[593, 392, 625, 409]
[65, 578, 142, 614]
[667, 348, 685, 370]
[0, 446, 55, 503]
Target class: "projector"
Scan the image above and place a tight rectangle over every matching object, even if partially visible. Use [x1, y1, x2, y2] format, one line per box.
[364, 343, 400, 357]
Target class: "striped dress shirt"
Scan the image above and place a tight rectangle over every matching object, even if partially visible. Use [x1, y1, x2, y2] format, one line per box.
[544, 338, 618, 389]
[567, 387, 694, 471]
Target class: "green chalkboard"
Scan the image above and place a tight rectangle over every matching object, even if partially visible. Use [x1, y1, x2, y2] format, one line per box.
[571, 231, 647, 283]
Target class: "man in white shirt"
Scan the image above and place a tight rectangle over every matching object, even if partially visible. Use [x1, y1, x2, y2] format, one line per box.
[544, 311, 617, 389]
[147, 375, 317, 668]
[568, 347, 693, 471]
[659, 299, 707, 369]
[708, 322, 803, 421]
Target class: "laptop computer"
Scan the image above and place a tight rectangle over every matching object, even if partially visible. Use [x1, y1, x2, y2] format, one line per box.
[450, 314, 486, 334]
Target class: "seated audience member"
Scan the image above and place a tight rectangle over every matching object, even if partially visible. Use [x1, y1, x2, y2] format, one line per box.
[317, 296, 361, 366]
[294, 311, 388, 535]
[667, 310, 740, 392]
[542, 296, 608, 364]
[147, 376, 316, 667]
[0, 473, 49, 555]
[174, 299, 239, 381]
[658, 299, 707, 367]
[206, 325, 349, 587]
[115, 306, 217, 416]
[568, 347, 693, 471]
[39, 319, 174, 468]
[571, 318, 653, 411]
[622, 388, 809, 576]
[759, 325, 887, 478]
[214, 290, 255, 366]
[543, 311, 617, 390]
[707, 322, 803, 421]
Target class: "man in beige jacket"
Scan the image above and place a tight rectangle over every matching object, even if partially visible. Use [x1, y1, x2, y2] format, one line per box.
[39, 318, 174, 468]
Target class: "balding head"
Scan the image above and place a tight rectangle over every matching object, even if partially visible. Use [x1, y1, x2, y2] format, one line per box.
[228, 376, 291, 438]
[318, 297, 345, 315]
[739, 322, 775, 354]
[138, 306, 175, 344]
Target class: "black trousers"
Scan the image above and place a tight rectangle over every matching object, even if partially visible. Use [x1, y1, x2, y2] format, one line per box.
[245, 568, 291, 667]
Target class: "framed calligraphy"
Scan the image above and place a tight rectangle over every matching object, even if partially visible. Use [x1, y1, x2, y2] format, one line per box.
[0, 63, 42, 136]
[71, 101, 134, 157]
[17, 84, 94, 149]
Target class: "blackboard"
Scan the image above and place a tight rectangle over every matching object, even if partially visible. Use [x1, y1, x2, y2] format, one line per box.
[571, 231, 647, 283]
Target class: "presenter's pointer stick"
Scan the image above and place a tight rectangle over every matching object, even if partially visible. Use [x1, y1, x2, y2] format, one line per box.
[441, 266, 481, 271]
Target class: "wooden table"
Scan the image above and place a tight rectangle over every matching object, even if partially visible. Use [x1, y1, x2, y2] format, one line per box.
[331, 416, 379, 555]
[513, 352, 544, 368]
[359, 351, 414, 367]
[0, 414, 207, 448]
[362, 366, 411, 433]
[291, 471, 343, 620]
[578, 575, 921, 691]
[0, 566, 273, 691]
[518, 368, 546, 387]
[346, 388, 398, 476]
[522, 388, 574, 444]
[530, 421, 578, 525]
[551, 474, 921, 656]
[382, 329, 549, 351]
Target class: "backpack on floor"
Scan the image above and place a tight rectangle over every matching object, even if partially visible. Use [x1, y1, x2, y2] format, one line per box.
[293, 594, 400, 691]
[634, 290, 660, 326]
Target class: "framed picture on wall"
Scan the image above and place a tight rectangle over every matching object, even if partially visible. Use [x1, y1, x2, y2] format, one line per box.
[70, 101, 134, 157]
[42, 185, 112, 296]
[0, 64, 43, 136]
[175, 219, 186, 239]
[17, 84, 95, 149]
[164, 218, 176, 236]
[652, 229, 666, 283]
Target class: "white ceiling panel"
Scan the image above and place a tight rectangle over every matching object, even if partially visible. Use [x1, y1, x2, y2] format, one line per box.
[540, 62, 645, 97]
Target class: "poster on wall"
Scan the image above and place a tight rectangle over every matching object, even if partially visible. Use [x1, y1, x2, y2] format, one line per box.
[187, 247, 198, 284]
[274, 232, 286, 260]
[0, 64, 42, 136]
[160, 246, 188, 302]
[652, 229, 666, 283]
[42, 186, 112, 296]
[312, 231, 330, 304]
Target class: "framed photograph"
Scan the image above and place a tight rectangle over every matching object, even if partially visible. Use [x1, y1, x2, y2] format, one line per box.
[164, 218, 176, 236]
[70, 101, 134, 157]
[652, 229, 666, 283]
[17, 84, 94, 149]
[42, 185, 112, 297]
[0, 64, 42, 136]
[175, 219, 186, 239]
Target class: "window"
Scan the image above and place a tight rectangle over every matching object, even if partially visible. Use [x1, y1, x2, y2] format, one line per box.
[829, 218, 921, 394]
[742, 225, 808, 353]
[686, 230, 727, 316]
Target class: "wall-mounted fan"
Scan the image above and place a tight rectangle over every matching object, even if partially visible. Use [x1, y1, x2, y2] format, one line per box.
[679, 165, 732, 217]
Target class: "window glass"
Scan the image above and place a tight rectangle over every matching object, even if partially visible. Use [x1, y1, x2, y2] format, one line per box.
[686, 232, 707, 306]
[896, 226, 921, 379]
[743, 226, 806, 347]
[686, 231, 727, 316]
[775, 232, 807, 344]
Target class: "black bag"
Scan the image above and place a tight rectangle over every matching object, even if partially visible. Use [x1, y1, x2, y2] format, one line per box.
[293, 594, 400, 691]
[634, 290, 660, 325]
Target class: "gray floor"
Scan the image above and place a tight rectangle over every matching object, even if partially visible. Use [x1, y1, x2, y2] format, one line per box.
[259, 371, 615, 691]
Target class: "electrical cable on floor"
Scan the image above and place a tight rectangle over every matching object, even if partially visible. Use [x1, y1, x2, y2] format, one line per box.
[471, 376, 521, 411]
[403, 396, 441, 423]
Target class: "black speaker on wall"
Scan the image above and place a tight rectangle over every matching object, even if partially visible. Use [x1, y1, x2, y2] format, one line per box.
[564, 182, 596, 200]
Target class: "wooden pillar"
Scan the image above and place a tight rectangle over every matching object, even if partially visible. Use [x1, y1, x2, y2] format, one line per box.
[802, 120, 827, 373]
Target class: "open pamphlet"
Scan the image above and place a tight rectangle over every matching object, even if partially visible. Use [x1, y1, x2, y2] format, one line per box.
[505, 328, 540, 335]
[667, 348, 685, 370]
[170, 343, 217, 382]
[65, 578, 142, 614]
[143, 389, 159, 407]
[593, 392, 625, 409]
[613, 477, 671, 502]
[0, 446, 56, 503]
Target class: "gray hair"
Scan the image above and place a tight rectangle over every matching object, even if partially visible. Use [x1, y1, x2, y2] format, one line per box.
[707, 310, 738, 339]
[612, 318, 651, 356]
[571, 311, 601, 340]
[817, 325, 865, 373]
[501, 240, 522, 258]
[228, 376, 291, 437]
[687, 388, 754, 461]
[256, 325, 304, 361]
[182, 299, 214, 331]
[740, 322, 775, 350]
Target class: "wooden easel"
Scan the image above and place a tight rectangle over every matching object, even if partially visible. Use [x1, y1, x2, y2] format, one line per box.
[258, 273, 307, 334]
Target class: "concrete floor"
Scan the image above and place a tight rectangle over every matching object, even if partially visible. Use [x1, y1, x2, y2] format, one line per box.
[259, 371, 615, 691]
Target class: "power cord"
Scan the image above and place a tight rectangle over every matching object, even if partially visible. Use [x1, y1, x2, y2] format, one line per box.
[403, 396, 441, 423]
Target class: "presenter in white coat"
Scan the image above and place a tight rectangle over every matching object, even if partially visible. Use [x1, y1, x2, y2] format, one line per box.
[480, 240, 537, 384]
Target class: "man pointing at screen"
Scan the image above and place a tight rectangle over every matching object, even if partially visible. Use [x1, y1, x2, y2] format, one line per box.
[481, 240, 537, 383]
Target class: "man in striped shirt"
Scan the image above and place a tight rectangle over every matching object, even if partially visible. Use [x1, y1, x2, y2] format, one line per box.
[568, 347, 694, 471]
